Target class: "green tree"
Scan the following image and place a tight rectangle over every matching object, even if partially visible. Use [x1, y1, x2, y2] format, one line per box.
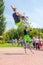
[0, 0, 6, 35]
[3, 28, 17, 41]
[27, 28, 39, 37]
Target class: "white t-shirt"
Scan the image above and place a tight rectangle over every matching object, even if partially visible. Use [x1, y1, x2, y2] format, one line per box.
[40, 38, 43, 44]
[35, 38, 39, 43]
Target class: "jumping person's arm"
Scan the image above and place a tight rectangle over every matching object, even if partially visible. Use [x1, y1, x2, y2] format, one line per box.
[17, 13, 25, 17]
[11, 5, 14, 10]
[11, 5, 17, 12]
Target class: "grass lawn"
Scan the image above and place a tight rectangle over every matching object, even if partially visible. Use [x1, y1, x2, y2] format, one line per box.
[0, 43, 23, 48]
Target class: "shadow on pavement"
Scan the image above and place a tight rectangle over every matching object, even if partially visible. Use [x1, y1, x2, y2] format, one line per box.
[3, 53, 28, 55]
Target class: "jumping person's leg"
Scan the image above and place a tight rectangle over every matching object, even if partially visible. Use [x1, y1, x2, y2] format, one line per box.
[26, 42, 34, 54]
[29, 43, 34, 54]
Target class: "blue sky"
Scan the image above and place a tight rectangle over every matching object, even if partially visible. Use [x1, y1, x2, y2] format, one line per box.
[4, 0, 43, 30]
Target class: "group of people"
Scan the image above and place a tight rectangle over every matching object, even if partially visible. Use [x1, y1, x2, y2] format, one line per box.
[32, 36, 43, 50]
[17, 36, 43, 51]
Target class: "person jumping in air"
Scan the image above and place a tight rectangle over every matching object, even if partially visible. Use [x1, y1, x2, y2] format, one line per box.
[11, 5, 29, 25]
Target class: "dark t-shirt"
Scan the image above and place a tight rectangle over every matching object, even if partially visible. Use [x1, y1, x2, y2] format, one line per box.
[13, 13, 20, 23]
[24, 29, 27, 35]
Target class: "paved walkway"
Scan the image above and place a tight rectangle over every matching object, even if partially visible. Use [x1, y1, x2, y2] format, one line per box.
[0, 48, 43, 65]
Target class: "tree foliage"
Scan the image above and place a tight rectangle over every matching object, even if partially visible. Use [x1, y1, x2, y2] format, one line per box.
[0, 0, 6, 35]
[3, 24, 43, 41]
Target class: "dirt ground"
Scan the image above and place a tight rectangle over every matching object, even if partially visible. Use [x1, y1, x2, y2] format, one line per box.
[0, 48, 43, 65]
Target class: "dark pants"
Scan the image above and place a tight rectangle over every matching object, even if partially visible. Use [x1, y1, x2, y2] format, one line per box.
[36, 43, 38, 49]
[33, 42, 39, 49]
[33, 42, 36, 48]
